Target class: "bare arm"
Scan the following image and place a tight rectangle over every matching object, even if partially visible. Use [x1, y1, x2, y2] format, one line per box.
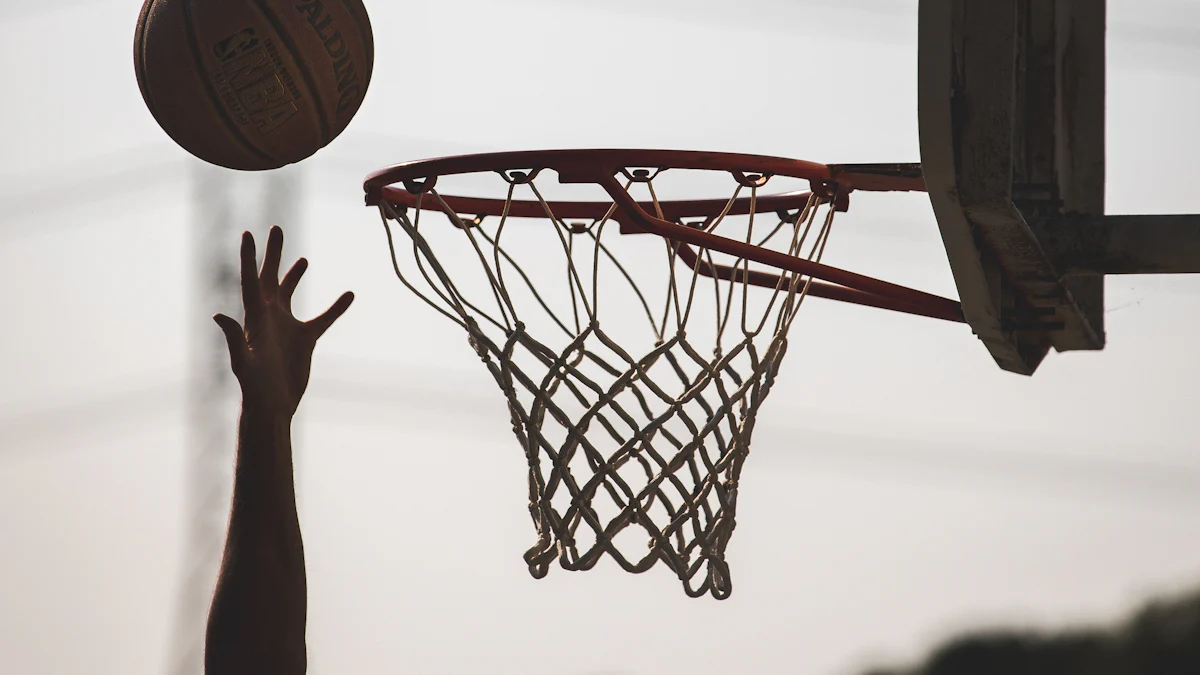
[205, 227, 353, 675]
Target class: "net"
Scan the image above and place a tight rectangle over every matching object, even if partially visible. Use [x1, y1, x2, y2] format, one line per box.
[371, 163, 839, 599]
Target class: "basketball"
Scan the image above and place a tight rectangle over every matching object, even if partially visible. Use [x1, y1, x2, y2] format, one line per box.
[134, 0, 374, 171]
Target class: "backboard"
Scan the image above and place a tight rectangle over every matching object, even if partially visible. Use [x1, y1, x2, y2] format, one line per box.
[919, 0, 1109, 375]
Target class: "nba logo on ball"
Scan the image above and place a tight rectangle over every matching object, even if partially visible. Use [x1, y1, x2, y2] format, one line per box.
[134, 0, 374, 171]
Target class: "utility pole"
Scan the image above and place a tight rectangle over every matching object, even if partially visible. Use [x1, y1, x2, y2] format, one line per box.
[169, 164, 301, 675]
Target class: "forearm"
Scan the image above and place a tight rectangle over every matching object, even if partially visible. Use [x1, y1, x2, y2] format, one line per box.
[206, 403, 307, 675]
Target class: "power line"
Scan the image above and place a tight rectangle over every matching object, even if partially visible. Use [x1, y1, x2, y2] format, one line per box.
[9, 362, 1198, 510]
[307, 372, 1200, 507]
[0, 139, 433, 239]
[0, 378, 183, 453]
[0, 147, 186, 228]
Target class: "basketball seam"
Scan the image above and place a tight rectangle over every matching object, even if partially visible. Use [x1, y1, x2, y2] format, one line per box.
[340, 0, 374, 86]
[182, 0, 273, 165]
[251, 0, 332, 147]
[134, 0, 160, 121]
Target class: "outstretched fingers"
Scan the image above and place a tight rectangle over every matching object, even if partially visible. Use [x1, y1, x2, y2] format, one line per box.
[213, 313, 248, 373]
[236, 226, 351, 344]
[306, 292, 355, 340]
[279, 257, 309, 307]
[239, 231, 264, 317]
[259, 226, 284, 298]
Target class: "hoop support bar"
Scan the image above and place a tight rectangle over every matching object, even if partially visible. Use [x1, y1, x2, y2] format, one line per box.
[672, 245, 964, 322]
[370, 186, 963, 323]
[592, 174, 963, 320]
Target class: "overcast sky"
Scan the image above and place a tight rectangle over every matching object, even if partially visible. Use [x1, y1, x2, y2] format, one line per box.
[2, 1, 1199, 675]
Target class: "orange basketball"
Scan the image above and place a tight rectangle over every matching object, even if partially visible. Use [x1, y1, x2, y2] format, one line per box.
[134, 0, 374, 171]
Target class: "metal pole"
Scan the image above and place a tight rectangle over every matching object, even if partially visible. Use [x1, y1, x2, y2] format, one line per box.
[168, 165, 301, 675]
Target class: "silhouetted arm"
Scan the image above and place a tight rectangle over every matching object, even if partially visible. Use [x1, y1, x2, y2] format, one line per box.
[205, 227, 353, 675]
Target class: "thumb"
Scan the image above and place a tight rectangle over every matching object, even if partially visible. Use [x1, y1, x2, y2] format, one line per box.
[213, 313, 248, 371]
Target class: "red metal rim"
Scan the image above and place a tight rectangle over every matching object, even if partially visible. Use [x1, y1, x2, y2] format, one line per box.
[364, 149, 925, 206]
[374, 188, 826, 228]
[364, 149, 827, 203]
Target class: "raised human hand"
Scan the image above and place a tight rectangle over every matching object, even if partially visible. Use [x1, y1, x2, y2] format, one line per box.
[213, 226, 353, 417]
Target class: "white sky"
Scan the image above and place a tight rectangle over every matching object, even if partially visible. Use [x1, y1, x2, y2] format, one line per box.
[1, 1, 1199, 674]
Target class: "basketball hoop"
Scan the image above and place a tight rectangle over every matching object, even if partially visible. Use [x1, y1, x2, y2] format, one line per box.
[364, 149, 961, 598]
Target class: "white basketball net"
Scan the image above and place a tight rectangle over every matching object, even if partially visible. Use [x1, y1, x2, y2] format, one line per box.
[373, 168, 838, 598]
